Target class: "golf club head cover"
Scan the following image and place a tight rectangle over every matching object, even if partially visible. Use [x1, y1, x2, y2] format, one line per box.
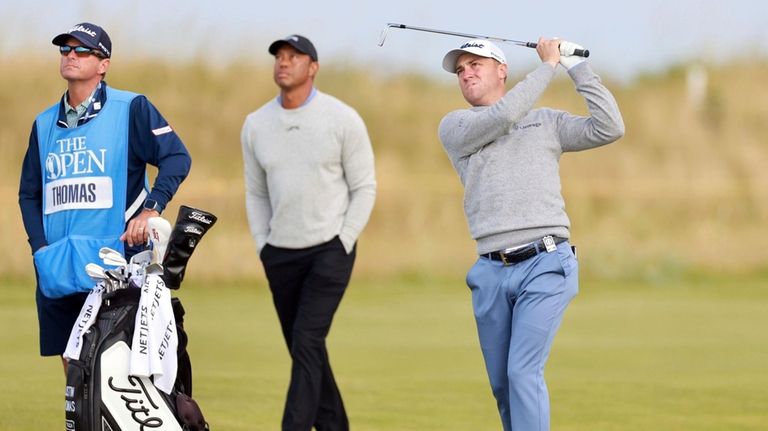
[162, 205, 218, 290]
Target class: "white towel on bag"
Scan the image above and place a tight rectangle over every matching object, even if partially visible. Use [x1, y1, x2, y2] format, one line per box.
[130, 273, 178, 394]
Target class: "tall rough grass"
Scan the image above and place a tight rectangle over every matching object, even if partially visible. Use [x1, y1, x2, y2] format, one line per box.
[2, 57, 767, 282]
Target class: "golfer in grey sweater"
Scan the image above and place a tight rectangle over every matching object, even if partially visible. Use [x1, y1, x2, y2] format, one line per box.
[438, 38, 623, 431]
[241, 35, 375, 431]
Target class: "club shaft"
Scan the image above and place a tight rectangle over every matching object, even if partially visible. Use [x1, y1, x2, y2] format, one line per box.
[383, 23, 589, 57]
[387, 23, 530, 46]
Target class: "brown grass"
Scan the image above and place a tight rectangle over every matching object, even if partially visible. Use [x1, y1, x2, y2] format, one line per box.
[3, 57, 767, 282]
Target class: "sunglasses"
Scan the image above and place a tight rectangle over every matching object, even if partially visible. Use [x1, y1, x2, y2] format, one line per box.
[59, 45, 106, 58]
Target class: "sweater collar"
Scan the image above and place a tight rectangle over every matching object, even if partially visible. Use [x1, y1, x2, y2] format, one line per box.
[276, 86, 317, 109]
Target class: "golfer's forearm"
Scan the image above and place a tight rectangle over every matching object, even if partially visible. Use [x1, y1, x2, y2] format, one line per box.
[495, 63, 556, 128]
[19, 126, 47, 253]
[244, 194, 271, 251]
[439, 63, 555, 158]
[559, 64, 625, 151]
[19, 198, 46, 252]
[339, 184, 376, 252]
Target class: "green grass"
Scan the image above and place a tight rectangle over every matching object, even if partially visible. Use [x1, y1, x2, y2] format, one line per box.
[1, 274, 767, 430]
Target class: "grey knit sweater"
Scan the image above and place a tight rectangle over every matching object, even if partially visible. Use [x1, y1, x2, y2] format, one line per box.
[438, 62, 624, 254]
[241, 90, 376, 253]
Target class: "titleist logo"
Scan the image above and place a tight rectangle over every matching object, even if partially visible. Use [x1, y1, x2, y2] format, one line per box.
[184, 225, 203, 235]
[461, 42, 484, 49]
[188, 211, 212, 225]
[69, 25, 97, 37]
[108, 376, 165, 429]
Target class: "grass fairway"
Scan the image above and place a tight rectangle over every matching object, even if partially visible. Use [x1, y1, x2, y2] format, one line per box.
[1, 274, 766, 430]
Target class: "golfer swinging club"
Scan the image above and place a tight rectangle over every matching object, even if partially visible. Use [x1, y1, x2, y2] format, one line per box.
[438, 37, 624, 430]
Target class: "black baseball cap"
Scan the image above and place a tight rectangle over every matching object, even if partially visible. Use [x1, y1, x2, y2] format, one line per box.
[52, 22, 112, 58]
[268, 35, 318, 61]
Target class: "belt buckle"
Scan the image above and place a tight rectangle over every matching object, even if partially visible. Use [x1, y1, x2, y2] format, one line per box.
[542, 235, 557, 253]
[499, 252, 510, 265]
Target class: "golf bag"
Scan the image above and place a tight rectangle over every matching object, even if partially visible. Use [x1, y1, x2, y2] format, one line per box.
[64, 206, 217, 431]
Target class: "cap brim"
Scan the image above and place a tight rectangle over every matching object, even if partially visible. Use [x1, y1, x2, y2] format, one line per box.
[442, 49, 467, 73]
[52, 33, 99, 50]
[268, 39, 317, 61]
[268, 40, 305, 56]
[268, 39, 289, 55]
[442, 47, 507, 73]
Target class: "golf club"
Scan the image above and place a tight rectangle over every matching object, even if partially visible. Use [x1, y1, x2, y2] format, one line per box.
[378, 23, 589, 57]
[105, 268, 122, 280]
[129, 250, 152, 268]
[99, 247, 127, 267]
[105, 268, 128, 293]
[146, 263, 164, 276]
[128, 250, 153, 288]
[85, 263, 108, 280]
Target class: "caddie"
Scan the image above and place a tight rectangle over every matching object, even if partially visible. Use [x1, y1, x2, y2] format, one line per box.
[18, 22, 191, 373]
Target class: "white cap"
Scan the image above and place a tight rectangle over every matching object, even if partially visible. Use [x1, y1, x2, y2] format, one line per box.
[442, 39, 507, 73]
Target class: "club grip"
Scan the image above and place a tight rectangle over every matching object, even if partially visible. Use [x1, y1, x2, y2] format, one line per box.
[527, 42, 590, 58]
[574, 48, 590, 58]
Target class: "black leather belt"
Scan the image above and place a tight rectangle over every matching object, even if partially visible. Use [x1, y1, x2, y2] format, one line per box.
[484, 236, 567, 265]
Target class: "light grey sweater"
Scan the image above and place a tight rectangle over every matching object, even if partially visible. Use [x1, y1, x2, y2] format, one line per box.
[438, 62, 624, 254]
[241, 90, 376, 253]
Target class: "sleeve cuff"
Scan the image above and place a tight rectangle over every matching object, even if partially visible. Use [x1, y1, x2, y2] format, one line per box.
[255, 235, 267, 253]
[29, 237, 47, 254]
[338, 232, 356, 254]
[567, 61, 591, 81]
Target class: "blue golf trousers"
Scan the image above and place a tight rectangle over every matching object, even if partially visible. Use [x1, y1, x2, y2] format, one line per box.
[466, 240, 578, 431]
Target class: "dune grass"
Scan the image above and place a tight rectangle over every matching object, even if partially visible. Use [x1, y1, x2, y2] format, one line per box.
[2, 58, 768, 282]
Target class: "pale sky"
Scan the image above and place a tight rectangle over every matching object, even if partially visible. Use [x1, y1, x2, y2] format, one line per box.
[3, 0, 767, 81]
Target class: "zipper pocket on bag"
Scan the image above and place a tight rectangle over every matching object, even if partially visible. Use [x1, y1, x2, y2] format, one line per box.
[65, 359, 90, 431]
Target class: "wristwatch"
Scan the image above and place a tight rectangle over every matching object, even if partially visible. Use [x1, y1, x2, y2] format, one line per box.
[142, 198, 161, 213]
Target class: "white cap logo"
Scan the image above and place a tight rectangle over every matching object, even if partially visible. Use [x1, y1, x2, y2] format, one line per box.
[69, 24, 97, 37]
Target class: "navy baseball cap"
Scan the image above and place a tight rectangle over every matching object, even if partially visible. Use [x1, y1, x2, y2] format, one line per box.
[268, 35, 318, 61]
[52, 22, 112, 58]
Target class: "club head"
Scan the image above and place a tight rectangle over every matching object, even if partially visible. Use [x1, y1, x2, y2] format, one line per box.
[146, 262, 164, 275]
[99, 247, 127, 267]
[85, 263, 107, 280]
[129, 250, 152, 267]
[378, 23, 401, 47]
[98, 247, 120, 260]
[147, 217, 172, 265]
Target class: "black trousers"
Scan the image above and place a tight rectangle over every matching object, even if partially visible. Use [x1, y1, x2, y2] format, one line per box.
[260, 237, 356, 431]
